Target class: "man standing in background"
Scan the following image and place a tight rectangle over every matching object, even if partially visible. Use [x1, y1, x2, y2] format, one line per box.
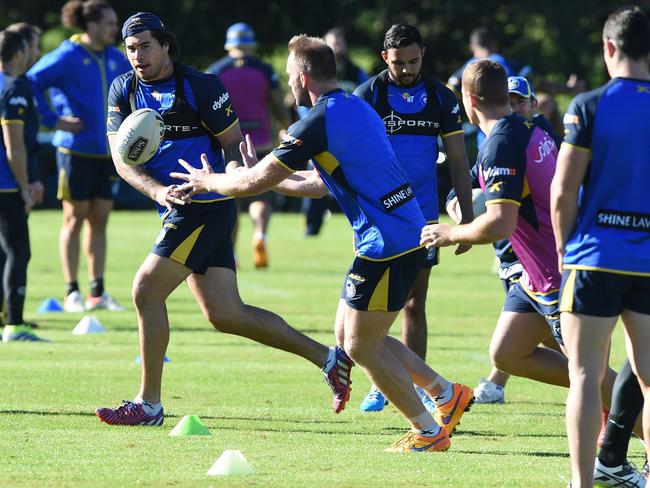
[27, 0, 130, 311]
[207, 23, 291, 268]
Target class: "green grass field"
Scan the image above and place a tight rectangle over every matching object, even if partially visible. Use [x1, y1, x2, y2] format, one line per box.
[0, 210, 642, 487]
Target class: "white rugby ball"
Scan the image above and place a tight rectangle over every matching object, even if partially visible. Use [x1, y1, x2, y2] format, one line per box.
[114, 108, 165, 166]
[472, 188, 487, 216]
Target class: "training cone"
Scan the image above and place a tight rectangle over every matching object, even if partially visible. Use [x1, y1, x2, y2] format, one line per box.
[72, 316, 106, 335]
[207, 450, 254, 476]
[135, 355, 170, 364]
[37, 298, 63, 313]
[169, 415, 211, 436]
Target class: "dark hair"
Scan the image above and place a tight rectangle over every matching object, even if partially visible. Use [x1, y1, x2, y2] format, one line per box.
[0, 30, 26, 64]
[61, 0, 113, 31]
[603, 6, 650, 60]
[6, 23, 41, 45]
[383, 24, 422, 50]
[151, 30, 180, 61]
[288, 34, 337, 81]
[462, 59, 509, 107]
[470, 27, 496, 50]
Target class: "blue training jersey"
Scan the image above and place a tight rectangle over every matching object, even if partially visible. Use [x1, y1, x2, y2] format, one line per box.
[272, 89, 426, 260]
[354, 71, 463, 222]
[562, 77, 650, 275]
[28, 35, 130, 157]
[107, 65, 239, 216]
[0, 72, 39, 191]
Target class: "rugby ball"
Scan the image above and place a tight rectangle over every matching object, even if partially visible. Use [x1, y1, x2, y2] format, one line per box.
[114, 108, 165, 166]
[472, 188, 487, 216]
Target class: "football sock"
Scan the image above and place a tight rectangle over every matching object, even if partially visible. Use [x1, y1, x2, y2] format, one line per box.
[409, 412, 439, 433]
[434, 382, 455, 404]
[90, 278, 104, 298]
[599, 360, 642, 467]
[66, 281, 79, 296]
[424, 376, 451, 399]
[134, 396, 162, 415]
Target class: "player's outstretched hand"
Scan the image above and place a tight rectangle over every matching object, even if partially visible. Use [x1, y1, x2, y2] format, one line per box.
[171, 153, 215, 196]
[240, 134, 259, 168]
[420, 223, 454, 249]
[154, 185, 188, 211]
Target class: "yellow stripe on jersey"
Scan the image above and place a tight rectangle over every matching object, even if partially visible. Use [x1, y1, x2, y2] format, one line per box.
[559, 269, 577, 312]
[368, 268, 390, 311]
[313, 151, 340, 175]
[170, 225, 205, 265]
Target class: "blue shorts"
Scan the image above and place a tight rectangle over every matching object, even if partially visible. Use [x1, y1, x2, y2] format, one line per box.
[341, 247, 427, 312]
[560, 268, 650, 317]
[152, 200, 237, 274]
[499, 262, 523, 293]
[423, 246, 439, 269]
[56, 149, 118, 201]
[503, 280, 563, 345]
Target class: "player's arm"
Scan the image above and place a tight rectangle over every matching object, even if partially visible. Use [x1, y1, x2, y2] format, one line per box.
[171, 152, 293, 197]
[550, 143, 590, 269]
[421, 201, 518, 248]
[272, 168, 328, 198]
[215, 120, 245, 173]
[2, 122, 32, 211]
[108, 134, 187, 210]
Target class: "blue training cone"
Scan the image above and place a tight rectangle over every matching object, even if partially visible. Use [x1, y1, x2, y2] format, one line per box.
[37, 298, 63, 313]
[136, 355, 171, 364]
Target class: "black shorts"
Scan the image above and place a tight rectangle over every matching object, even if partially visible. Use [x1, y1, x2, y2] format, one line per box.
[560, 268, 650, 317]
[341, 247, 427, 312]
[56, 149, 118, 201]
[503, 280, 563, 345]
[151, 200, 237, 274]
[423, 246, 439, 269]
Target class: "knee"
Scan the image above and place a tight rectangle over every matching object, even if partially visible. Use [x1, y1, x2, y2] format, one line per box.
[62, 213, 84, 233]
[402, 295, 425, 318]
[490, 342, 514, 373]
[343, 337, 374, 366]
[132, 272, 160, 308]
[207, 304, 245, 334]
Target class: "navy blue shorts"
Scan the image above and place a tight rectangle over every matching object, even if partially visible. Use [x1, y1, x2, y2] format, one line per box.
[423, 246, 439, 269]
[560, 268, 650, 317]
[341, 247, 427, 312]
[503, 280, 563, 345]
[151, 200, 237, 274]
[56, 149, 118, 201]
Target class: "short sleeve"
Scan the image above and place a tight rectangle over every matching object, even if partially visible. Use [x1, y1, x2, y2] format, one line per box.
[195, 75, 239, 137]
[271, 107, 327, 172]
[480, 134, 526, 206]
[438, 84, 463, 136]
[106, 75, 130, 135]
[1, 80, 31, 124]
[563, 93, 593, 151]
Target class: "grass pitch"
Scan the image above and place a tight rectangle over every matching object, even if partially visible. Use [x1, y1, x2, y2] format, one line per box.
[0, 210, 642, 487]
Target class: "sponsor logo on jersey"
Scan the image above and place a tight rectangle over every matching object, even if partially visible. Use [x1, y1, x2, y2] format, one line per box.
[108, 106, 121, 113]
[380, 183, 415, 212]
[165, 124, 199, 133]
[8, 96, 27, 107]
[563, 113, 579, 125]
[596, 209, 650, 232]
[489, 182, 504, 193]
[382, 111, 439, 134]
[402, 92, 414, 103]
[280, 133, 302, 147]
[482, 166, 517, 179]
[451, 103, 460, 114]
[213, 92, 230, 111]
[533, 135, 556, 163]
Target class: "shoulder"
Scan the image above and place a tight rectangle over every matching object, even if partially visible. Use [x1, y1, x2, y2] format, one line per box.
[206, 56, 233, 75]
[182, 65, 226, 91]
[568, 83, 611, 114]
[353, 76, 376, 96]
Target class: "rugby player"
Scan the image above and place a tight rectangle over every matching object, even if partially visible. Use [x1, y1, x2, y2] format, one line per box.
[95, 14, 352, 426]
[173, 34, 474, 452]
[551, 6, 650, 486]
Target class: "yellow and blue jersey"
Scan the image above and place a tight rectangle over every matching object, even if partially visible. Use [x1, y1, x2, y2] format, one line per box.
[354, 71, 463, 223]
[272, 89, 425, 260]
[27, 35, 130, 157]
[563, 77, 650, 275]
[0, 73, 38, 191]
[107, 65, 239, 216]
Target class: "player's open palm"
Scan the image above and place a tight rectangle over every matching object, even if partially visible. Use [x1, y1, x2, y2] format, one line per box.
[172, 154, 215, 196]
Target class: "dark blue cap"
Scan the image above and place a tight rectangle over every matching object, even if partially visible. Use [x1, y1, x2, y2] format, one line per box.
[122, 12, 166, 40]
[224, 22, 257, 49]
[508, 76, 536, 99]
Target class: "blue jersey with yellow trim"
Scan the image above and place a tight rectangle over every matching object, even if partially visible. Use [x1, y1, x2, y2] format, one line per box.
[563, 77, 650, 275]
[0, 72, 38, 191]
[478, 114, 559, 296]
[354, 72, 463, 222]
[272, 89, 425, 260]
[107, 65, 239, 216]
[27, 35, 130, 156]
